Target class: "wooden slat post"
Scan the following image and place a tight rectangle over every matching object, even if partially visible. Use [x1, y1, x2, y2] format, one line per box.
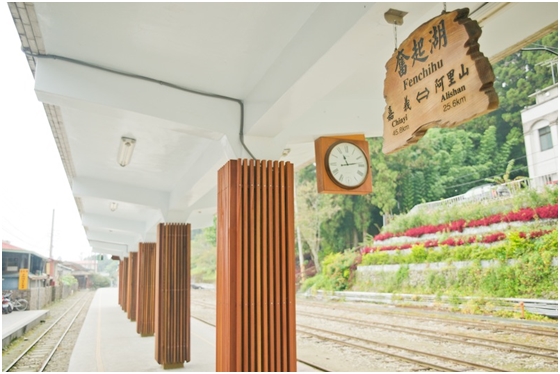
[136, 242, 156, 336]
[121, 257, 129, 313]
[216, 159, 296, 372]
[127, 252, 139, 321]
[155, 223, 191, 369]
[118, 260, 123, 308]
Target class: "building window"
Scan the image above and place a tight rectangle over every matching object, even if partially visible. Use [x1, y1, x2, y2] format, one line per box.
[539, 126, 553, 151]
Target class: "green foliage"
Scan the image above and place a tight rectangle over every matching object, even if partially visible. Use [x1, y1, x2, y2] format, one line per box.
[381, 185, 557, 234]
[60, 274, 78, 286]
[296, 175, 342, 273]
[92, 273, 111, 288]
[300, 250, 360, 292]
[191, 227, 217, 283]
[203, 216, 217, 247]
[369, 138, 398, 215]
[409, 244, 428, 263]
[355, 230, 558, 299]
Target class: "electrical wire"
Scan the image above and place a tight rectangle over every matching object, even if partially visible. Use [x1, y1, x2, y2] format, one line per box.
[21, 47, 257, 160]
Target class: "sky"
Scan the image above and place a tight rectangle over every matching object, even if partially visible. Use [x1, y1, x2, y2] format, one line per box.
[1, 3, 91, 261]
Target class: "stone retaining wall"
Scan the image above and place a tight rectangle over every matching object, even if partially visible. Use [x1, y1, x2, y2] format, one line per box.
[356, 258, 558, 292]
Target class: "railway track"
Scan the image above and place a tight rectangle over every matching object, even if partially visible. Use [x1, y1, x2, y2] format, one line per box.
[191, 294, 557, 372]
[298, 310, 558, 361]
[297, 324, 507, 372]
[192, 300, 506, 371]
[3, 291, 94, 372]
[299, 299, 558, 337]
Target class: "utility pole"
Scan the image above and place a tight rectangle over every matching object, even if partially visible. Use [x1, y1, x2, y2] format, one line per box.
[49, 209, 55, 258]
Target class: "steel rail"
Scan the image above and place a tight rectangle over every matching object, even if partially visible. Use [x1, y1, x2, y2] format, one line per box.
[3, 292, 92, 372]
[299, 299, 558, 337]
[194, 296, 558, 361]
[298, 324, 508, 372]
[38, 300, 90, 372]
[298, 310, 558, 360]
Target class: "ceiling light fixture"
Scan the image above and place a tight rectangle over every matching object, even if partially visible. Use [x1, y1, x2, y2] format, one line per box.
[110, 202, 118, 212]
[118, 137, 136, 167]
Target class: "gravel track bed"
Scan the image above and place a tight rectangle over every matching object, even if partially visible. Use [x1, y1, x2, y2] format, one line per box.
[2, 289, 96, 372]
[191, 289, 558, 372]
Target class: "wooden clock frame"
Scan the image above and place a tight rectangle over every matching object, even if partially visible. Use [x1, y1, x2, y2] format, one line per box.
[314, 134, 372, 195]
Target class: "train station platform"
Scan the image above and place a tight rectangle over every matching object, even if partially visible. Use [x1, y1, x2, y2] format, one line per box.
[69, 288, 318, 372]
[2, 309, 49, 349]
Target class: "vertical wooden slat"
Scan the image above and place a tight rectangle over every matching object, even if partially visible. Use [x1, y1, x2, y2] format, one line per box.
[273, 160, 282, 371]
[249, 159, 256, 372]
[255, 160, 262, 372]
[242, 160, 249, 372]
[216, 159, 296, 372]
[286, 162, 297, 372]
[155, 223, 190, 368]
[261, 160, 269, 372]
[280, 160, 288, 371]
[136, 243, 156, 336]
[267, 160, 276, 371]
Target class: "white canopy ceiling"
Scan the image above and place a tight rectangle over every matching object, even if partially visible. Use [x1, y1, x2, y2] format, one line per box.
[8, 2, 558, 256]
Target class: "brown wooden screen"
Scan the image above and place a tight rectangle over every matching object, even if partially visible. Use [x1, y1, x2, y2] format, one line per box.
[216, 159, 297, 372]
[155, 223, 191, 368]
[136, 242, 156, 336]
[121, 257, 129, 312]
[127, 252, 139, 321]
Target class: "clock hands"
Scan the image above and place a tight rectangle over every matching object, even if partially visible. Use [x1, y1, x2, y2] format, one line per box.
[341, 155, 357, 166]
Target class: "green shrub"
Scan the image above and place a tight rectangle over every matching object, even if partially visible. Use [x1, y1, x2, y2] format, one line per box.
[301, 250, 360, 292]
[60, 274, 78, 286]
[361, 251, 391, 266]
[92, 273, 111, 288]
[409, 244, 428, 263]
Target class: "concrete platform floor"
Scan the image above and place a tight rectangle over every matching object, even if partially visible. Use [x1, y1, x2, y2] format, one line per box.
[69, 288, 317, 372]
[2, 309, 49, 349]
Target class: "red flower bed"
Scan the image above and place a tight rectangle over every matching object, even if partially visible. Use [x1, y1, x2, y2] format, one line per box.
[362, 229, 553, 254]
[374, 204, 557, 242]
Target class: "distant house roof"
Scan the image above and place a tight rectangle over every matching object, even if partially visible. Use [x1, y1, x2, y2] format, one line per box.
[2, 241, 49, 260]
[61, 261, 93, 273]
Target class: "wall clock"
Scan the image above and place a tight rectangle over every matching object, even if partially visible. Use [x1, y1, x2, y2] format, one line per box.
[325, 141, 369, 189]
[314, 135, 372, 195]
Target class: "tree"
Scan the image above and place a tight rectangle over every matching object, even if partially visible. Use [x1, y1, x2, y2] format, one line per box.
[485, 159, 527, 185]
[369, 138, 398, 215]
[295, 179, 340, 274]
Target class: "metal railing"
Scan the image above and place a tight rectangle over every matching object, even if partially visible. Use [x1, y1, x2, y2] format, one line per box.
[405, 173, 558, 216]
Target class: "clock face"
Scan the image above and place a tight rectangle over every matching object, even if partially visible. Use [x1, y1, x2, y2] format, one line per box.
[325, 141, 369, 188]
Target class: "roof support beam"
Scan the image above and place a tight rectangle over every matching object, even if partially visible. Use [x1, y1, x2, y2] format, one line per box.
[86, 231, 140, 250]
[72, 177, 169, 211]
[34, 58, 241, 142]
[82, 213, 146, 235]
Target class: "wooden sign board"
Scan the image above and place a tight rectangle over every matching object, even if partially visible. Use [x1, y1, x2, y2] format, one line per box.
[315, 134, 372, 195]
[383, 8, 499, 154]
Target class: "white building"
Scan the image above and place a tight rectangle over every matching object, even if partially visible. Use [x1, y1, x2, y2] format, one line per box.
[521, 83, 558, 184]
